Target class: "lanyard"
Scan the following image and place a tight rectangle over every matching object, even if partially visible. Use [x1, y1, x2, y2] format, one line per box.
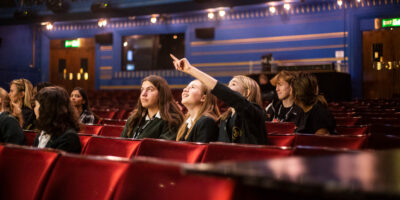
[275, 104, 294, 122]
[132, 116, 155, 139]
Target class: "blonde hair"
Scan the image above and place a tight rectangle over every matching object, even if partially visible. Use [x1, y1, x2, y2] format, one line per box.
[220, 75, 262, 120]
[11, 79, 34, 109]
[176, 80, 220, 141]
[0, 87, 8, 110]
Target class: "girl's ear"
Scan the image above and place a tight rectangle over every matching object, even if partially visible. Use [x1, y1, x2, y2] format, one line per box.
[200, 94, 206, 103]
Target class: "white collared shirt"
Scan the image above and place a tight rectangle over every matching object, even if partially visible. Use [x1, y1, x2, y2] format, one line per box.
[37, 131, 51, 148]
[186, 116, 195, 129]
[145, 111, 161, 121]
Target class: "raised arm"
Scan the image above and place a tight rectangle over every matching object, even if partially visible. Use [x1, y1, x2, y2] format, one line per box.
[170, 54, 217, 90]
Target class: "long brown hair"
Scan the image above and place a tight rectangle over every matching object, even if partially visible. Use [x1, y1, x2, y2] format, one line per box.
[291, 72, 327, 108]
[10, 78, 34, 109]
[0, 87, 11, 113]
[176, 80, 220, 141]
[35, 86, 80, 137]
[220, 75, 262, 120]
[127, 75, 184, 137]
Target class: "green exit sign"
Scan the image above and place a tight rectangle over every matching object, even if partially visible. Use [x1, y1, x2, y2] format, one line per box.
[65, 40, 80, 48]
[382, 18, 400, 27]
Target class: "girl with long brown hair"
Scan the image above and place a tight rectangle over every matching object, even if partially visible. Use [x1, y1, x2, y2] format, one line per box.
[171, 54, 267, 145]
[9, 78, 35, 130]
[176, 80, 220, 142]
[0, 87, 25, 145]
[121, 75, 184, 140]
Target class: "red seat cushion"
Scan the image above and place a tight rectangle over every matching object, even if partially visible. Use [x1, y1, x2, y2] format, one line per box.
[79, 124, 104, 135]
[135, 139, 206, 163]
[24, 130, 38, 146]
[265, 122, 296, 134]
[294, 134, 367, 150]
[41, 154, 129, 200]
[113, 159, 235, 200]
[201, 143, 293, 163]
[78, 134, 92, 153]
[83, 136, 141, 158]
[0, 146, 59, 200]
[268, 134, 296, 147]
[99, 125, 125, 137]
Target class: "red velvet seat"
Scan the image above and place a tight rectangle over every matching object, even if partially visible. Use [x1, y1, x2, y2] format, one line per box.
[201, 143, 292, 163]
[293, 145, 359, 157]
[101, 119, 127, 126]
[113, 110, 127, 120]
[40, 154, 129, 200]
[366, 134, 400, 150]
[24, 130, 38, 146]
[135, 139, 206, 163]
[78, 134, 92, 153]
[99, 125, 125, 137]
[83, 136, 141, 158]
[113, 158, 235, 200]
[79, 124, 104, 135]
[0, 145, 60, 200]
[93, 110, 117, 119]
[265, 122, 296, 134]
[335, 125, 369, 135]
[294, 134, 367, 150]
[334, 116, 362, 126]
[268, 134, 296, 147]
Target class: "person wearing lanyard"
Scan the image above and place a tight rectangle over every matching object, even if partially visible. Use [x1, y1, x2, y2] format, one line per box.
[121, 75, 184, 140]
[175, 80, 220, 143]
[265, 70, 302, 123]
[171, 54, 267, 145]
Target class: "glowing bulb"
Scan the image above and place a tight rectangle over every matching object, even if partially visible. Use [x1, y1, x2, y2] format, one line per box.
[357, 0, 361, 2]
[123, 41, 128, 47]
[98, 19, 107, 27]
[269, 6, 276, 13]
[46, 23, 53, 30]
[208, 12, 214, 19]
[284, 3, 290, 10]
[337, 0, 343, 6]
[173, 35, 178, 39]
[150, 16, 157, 23]
[218, 10, 226, 17]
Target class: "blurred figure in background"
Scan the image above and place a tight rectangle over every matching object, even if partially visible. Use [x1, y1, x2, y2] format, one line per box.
[0, 87, 25, 145]
[9, 78, 35, 130]
[70, 87, 96, 124]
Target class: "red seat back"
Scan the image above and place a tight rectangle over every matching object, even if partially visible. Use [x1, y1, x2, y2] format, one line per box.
[294, 134, 367, 150]
[113, 159, 235, 200]
[83, 136, 141, 158]
[24, 130, 38, 146]
[78, 134, 92, 153]
[268, 134, 296, 147]
[41, 154, 129, 200]
[335, 125, 369, 135]
[99, 125, 124, 137]
[94, 110, 117, 119]
[101, 119, 127, 126]
[135, 139, 206, 163]
[265, 122, 296, 134]
[334, 116, 362, 126]
[366, 134, 400, 150]
[0, 145, 59, 200]
[201, 143, 292, 163]
[79, 124, 104, 135]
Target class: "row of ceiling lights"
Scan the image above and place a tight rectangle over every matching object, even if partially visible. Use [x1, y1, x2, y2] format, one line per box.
[42, 0, 364, 30]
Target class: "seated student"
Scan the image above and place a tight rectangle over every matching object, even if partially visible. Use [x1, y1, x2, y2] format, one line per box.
[33, 86, 81, 153]
[171, 54, 267, 145]
[70, 87, 96, 124]
[291, 72, 336, 135]
[0, 88, 25, 145]
[121, 75, 184, 140]
[265, 71, 302, 122]
[9, 78, 36, 130]
[176, 80, 220, 143]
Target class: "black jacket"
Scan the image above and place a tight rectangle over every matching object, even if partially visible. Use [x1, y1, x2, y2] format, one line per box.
[0, 112, 25, 145]
[34, 129, 81, 153]
[22, 105, 36, 130]
[179, 115, 219, 143]
[212, 82, 267, 145]
[265, 101, 302, 122]
[121, 116, 177, 140]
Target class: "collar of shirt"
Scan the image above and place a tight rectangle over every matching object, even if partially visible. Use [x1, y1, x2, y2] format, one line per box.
[186, 116, 195, 129]
[145, 111, 161, 120]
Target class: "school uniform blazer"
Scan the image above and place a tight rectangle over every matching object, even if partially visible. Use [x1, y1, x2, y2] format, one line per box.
[0, 112, 25, 145]
[179, 115, 219, 143]
[34, 129, 81, 153]
[212, 82, 267, 145]
[121, 117, 177, 140]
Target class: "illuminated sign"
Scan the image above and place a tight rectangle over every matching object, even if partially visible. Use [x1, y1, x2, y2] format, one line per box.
[382, 18, 400, 28]
[65, 40, 80, 48]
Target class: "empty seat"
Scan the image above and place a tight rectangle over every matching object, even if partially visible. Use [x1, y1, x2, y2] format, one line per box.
[293, 145, 359, 157]
[268, 134, 296, 147]
[101, 119, 127, 126]
[40, 154, 129, 200]
[335, 125, 369, 135]
[334, 116, 362, 126]
[78, 134, 92, 153]
[135, 139, 206, 163]
[24, 130, 38, 146]
[93, 110, 117, 119]
[294, 134, 367, 150]
[265, 122, 296, 134]
[201, 143, 292, 163]
[0, 145, 60, 200]
[99, 125, 125, 137]
[83, 136, 141, 158]
[79, 124, 104, 135]
[366, 134, 400, 150]
[113, 158, 235, 200]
